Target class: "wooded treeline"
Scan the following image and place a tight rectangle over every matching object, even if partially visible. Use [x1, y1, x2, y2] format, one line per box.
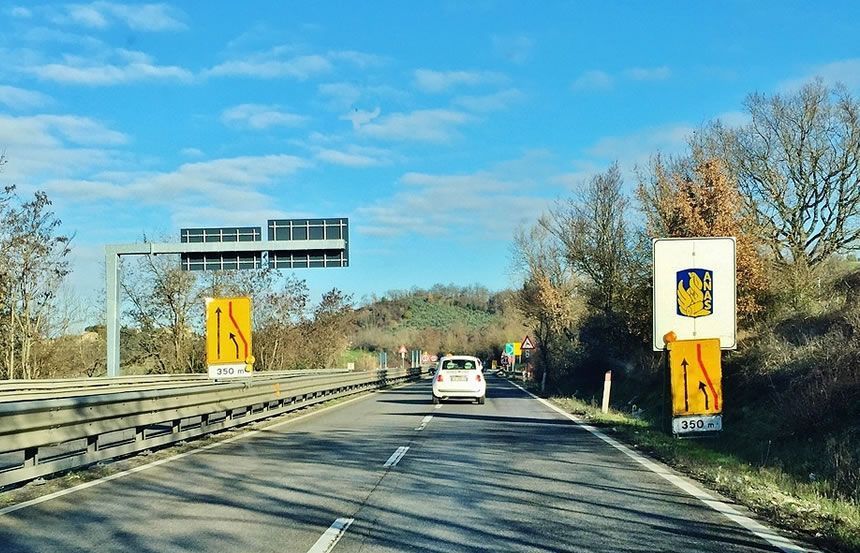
[512, 81, 860, 499]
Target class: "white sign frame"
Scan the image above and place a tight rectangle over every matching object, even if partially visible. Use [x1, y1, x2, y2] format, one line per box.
[653, 237, 736, 351]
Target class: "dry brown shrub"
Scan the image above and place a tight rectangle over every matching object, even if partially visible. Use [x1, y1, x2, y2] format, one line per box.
[637, 157, 769, 324]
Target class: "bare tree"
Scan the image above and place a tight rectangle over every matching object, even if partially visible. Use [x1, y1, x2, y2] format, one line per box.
[543, 163, 636, 315]
[0, 186, 72, 379]
[695, 80, 860, 299]
[513, 221, 582, 391]
[122, 250, 203, 374]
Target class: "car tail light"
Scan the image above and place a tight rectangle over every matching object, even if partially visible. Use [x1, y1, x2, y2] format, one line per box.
[436, 374, 443, 382]
[476, 373, 482, 382]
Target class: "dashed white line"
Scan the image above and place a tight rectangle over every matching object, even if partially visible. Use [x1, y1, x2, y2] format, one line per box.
[507, 379, 817, 553]
[383, 446, 409, 467]
[307, 517, 353, 553]
[415, 415, 433, 431]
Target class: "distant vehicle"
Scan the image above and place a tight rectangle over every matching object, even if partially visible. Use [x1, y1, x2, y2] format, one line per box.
[431, 355, 486, 404]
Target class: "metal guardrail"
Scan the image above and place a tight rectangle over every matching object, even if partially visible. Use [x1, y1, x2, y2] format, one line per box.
[0, 367, 425, 489]
[0, 369, 352, 402]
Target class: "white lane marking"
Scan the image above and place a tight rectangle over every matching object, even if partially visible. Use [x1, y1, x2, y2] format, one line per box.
[383, 446, 409, 468]
[415, 415, 433, 431]
[506, 379, 816, 553]
[0, 381, 418, 517]
[434, 403, 442, 410]
[307, 517, 353, 553]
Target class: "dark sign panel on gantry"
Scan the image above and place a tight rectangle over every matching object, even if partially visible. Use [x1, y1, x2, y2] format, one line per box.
[267, 218, 349, 268]
[180, 227, 264, 271]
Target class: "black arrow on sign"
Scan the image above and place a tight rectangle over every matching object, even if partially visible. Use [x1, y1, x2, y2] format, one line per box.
[698, 381, 709, 410]
[215, 307, 222, 359]
[229, 333, 239, 358]
[681, 358, 689, 412]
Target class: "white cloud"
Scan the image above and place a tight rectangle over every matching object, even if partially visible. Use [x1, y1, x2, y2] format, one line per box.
[60, 2, 186, 31]
[571, 70, 613, 91]
[207, 54, 332, 80]
[318, 82, 362, 107]
[29, 50, 192, 85]
[357, 109, 471, 142]
[221, 104, 309, 130]
[317, 82, 407, 110]
[340, 107, 381, 129]
[0, 85, 53, 109]
[0, 113, 126, 180]
[43, 155, 310, 210]
[10, 6, 32, 17]
[492, 34, 533, 64]
[327, 50, 386, 68]
[356, 162, 549, 238]
[315, 145, 392, 167]
[624, 66, 671, 81]
[413, 69, 507, 92]
[587, 123, 694, 163]
[778, 58, 860, 91]
[453, 88, 524, 112]
[180, 147, 204, 157]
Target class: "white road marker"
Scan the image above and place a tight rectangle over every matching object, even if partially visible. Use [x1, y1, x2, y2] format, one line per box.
[506, 379, 817, 553]
[307, 517, 353, 553]
[415, 415, 433, 431]
[0, 381, 418, 517]
[434, 403, 442, 410]
[383, 446, 409, 468]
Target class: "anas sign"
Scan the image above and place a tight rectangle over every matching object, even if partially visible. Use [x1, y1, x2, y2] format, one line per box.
[653, 238, 736, 351]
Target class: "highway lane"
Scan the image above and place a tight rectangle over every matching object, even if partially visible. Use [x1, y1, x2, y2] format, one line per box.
[0, 375, 804, 552]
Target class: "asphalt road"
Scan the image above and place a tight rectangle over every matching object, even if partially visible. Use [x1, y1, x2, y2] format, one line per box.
[0, 375, 802, 553]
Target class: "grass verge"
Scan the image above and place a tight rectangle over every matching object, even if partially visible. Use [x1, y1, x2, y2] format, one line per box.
[543, 393, 860, 553]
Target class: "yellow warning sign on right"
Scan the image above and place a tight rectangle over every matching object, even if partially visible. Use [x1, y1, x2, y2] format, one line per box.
[668, 338, 722, 417]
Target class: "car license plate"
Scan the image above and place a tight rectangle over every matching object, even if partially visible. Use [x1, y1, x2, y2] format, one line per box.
[451, 375, 467, 382]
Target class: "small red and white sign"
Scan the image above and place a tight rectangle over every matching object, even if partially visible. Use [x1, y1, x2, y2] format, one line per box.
[398, 345, 408, 354]
[521, 335, 535, 350]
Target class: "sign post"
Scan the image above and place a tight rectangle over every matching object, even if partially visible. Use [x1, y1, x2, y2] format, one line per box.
[205, 296, 253, 379]
[653, 237, 735, 436]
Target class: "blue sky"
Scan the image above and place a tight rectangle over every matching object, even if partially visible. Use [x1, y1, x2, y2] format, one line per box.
[1, 1, 859, 322]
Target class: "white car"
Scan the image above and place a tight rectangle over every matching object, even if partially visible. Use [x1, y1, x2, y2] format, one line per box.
[431, 355, 486, 404]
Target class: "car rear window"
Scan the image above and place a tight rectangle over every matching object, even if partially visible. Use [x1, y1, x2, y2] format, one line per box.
[442, 359, 476, 370]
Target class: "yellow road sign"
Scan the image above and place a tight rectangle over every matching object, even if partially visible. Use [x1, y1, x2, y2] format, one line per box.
[668, 338, 722, 416]
[513, 341, 522, 356]
[206, 297, 253, 367]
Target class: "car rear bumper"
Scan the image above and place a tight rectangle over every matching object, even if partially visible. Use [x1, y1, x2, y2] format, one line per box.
[432, 386, 486, 398]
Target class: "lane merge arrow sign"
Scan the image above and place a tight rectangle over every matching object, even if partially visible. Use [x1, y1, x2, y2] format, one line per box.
[668, 337, 723, 434]
[206, 296, 253, 379]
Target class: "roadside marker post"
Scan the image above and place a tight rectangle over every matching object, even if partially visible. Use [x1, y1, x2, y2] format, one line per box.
[601, 370, 612, 414]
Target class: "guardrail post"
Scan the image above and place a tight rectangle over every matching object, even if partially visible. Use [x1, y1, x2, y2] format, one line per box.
[171, 419, 181, 434]
[135, 426, 145, 442]
[87, 435, 99, 453]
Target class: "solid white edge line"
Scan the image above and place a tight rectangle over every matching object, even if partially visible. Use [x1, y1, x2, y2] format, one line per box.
[307, 517, 354, 553]
[383, 446, 409, 468]
[506, 379, 816, 553]
[0, 380, 419, 517]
